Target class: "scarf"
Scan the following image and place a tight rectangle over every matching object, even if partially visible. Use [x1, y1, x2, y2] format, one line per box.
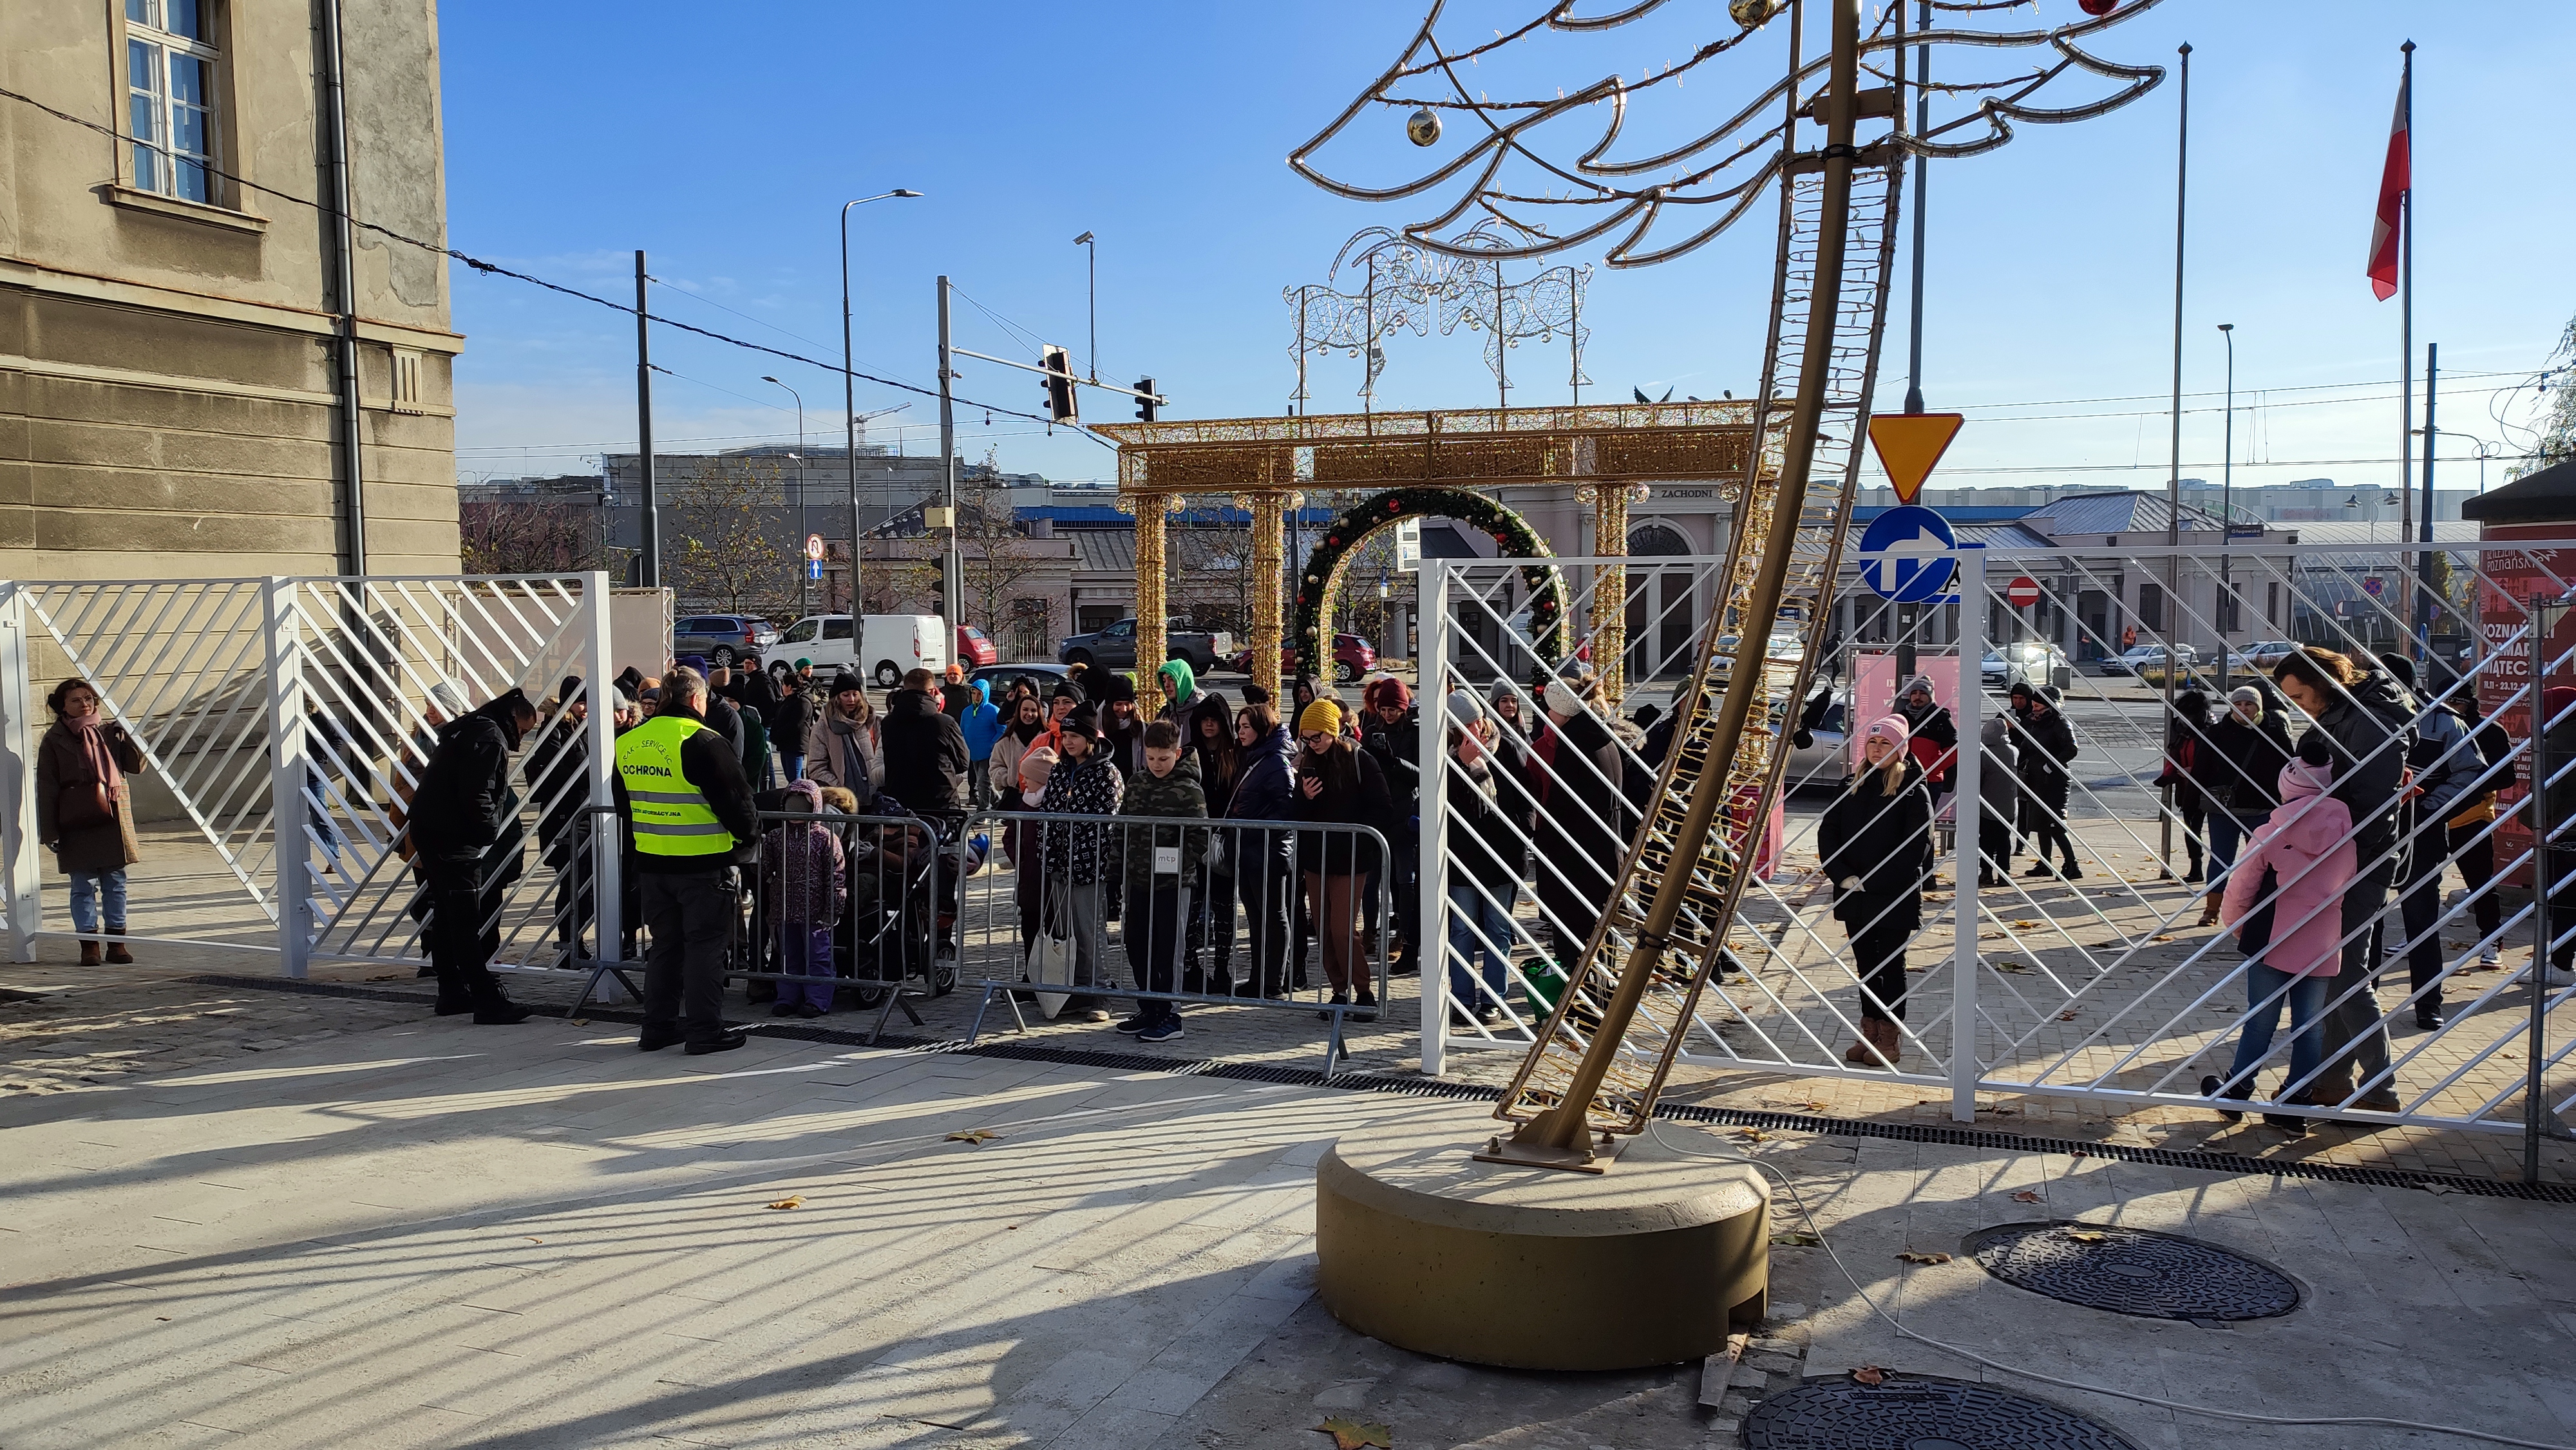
[73, 716, 123, 799]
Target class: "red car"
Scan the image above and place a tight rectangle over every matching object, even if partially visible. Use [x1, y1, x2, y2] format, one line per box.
[1233, 632, 1377, 684]
[954, 625, 998, 669]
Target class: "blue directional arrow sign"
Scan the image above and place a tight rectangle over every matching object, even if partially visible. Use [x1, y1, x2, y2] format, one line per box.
[1856, 505, 1956, 602]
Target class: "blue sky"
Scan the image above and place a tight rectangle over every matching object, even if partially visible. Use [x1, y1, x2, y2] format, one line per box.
[440, 1, 2576, 500]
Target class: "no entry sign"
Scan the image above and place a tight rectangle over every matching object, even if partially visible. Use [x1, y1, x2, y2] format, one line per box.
[2006, 576, 2042, 608]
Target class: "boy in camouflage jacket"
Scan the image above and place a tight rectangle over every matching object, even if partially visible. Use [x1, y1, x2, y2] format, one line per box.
[1108, 720, 1206, 1040]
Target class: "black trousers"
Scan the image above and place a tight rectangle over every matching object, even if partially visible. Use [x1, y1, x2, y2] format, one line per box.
[1236, 849, 1294, 996]
[641, 868, 734, 1043]
[1978, 811, 2014, 881]
[1848, 916, 1911, 1024]
[1124, 882, 1190, 1026]
[2395, 821, 2450, 1013]
[424, 860, 500, 1004]
[2447, 820, 2502, 948]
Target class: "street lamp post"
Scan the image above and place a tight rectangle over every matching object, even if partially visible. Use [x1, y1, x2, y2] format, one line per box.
[1074, 231, 1097, 381]
[842, 189, 923, 615]
[2217, 322, 2233, 692]
[762, 376, 806, 618]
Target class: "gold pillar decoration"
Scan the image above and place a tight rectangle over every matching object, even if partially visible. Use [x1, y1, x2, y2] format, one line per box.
[1589, 483, 1631, 708]
[1245, 489, 1291, 702]
[1132, 493, 1170, 692]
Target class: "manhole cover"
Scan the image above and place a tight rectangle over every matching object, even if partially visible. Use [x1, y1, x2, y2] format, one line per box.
[1962, 1220, 2300, 1321]
[1743, 1375, 2136, 1449]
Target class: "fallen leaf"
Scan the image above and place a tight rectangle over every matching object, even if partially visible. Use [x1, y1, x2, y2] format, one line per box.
[2011, 1189, 2045, 1203]
[947, 1129, 1001, 1145]
[2057, 1010, 2079, 1021]
[571, 1018, 591, 1026]
[1314, 1416, 1394, 1450]
[1897, 1250, 1953, 1265]
[766, 1195, 804, 1211]
[1736, 1127, 1771, 1143]
[2009, 919, 2043, 930]
[523, 1236, 543, 1243]
[1770, 1232, 1823, 1247]
[2150, 934, 2175, 943]
[2066, 1229, 2110, 1245]
[1996, 963, 2030, 974]
[1852, 1365, 1888, 1386]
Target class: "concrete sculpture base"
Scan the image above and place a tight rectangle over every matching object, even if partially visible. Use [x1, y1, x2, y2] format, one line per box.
[1314, 1115, 1770, 1370]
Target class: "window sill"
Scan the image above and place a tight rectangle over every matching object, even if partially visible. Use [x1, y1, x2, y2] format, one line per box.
[99, 184, 269, 236]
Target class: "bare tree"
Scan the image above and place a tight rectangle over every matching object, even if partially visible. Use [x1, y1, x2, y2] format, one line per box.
[2522, 310, 2576, 478]
[459, 499, 606, 576]
[953, 489, 1050, 637]
[667, 457, 797, 618]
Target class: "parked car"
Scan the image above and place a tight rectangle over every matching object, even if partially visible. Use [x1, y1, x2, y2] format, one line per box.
[673, 614, 777, 670]
[771, 614, 951, 687]
[970, 662, 1075, 704]
[2233, 640, 2299, 673]
[1981, 642, 2070, 688]
[2099, 643, 2198, 677]
[1783, 683, 1850, 793]
[954, 625, 998, 669]
[1232, 633, 1378, 684]
[1057, 617, 1234, 674]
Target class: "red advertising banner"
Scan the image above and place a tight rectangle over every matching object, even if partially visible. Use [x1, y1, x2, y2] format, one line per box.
[2474, 526, 2576, 883]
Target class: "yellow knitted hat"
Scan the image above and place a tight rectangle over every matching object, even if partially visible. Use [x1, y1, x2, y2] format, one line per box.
[1298, 699, 1344, 737]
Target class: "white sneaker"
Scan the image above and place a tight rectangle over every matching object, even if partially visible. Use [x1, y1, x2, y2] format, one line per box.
[2543, 963, 2576, 988]
[2481, 948, 2501, 968]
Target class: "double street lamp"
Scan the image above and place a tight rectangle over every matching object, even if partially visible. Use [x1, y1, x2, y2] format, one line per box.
[842, 189, 923, 614]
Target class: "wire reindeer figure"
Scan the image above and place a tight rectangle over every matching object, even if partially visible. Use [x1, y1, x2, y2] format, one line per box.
[1289, 0, 2171, 268]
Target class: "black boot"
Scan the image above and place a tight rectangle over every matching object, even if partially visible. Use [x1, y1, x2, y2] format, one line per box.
[434, 969, 474, 1017]
[470, 975, 533, 1026]
[2198, 1073, 2250, 1123]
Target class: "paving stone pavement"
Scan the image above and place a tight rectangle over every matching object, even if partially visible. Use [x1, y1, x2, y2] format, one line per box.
[4, 1004, 2573, 1450]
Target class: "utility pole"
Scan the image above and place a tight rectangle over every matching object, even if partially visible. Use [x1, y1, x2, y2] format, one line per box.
[2218, 323, 2234, 693]
[763, 377, 806, 618]
[635, 250, 658, 589]
[1074, 232, 1098, 381]
[2160, 42, 2189, 876]
[1892, 0, 1929, 694]
[938, 276, 962, 642]
[2419, 341, 2438, 656]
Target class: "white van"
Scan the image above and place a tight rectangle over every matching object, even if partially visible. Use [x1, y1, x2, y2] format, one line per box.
[772, 614, 949, 688]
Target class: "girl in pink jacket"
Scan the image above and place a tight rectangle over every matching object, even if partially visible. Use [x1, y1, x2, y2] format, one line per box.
[2201, 755, 2356, 1129]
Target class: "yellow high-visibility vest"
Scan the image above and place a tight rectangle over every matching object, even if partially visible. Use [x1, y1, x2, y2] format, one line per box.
[616, 714, 734, 857]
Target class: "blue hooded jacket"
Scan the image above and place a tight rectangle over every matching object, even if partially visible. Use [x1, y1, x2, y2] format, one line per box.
[960, 679, 1005, 761]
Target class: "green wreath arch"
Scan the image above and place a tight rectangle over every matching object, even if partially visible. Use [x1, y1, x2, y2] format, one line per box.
[1294, 486, 1567, 685]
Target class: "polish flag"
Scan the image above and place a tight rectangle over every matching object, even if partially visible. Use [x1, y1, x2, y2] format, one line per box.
[2365, 72, 2409, 301]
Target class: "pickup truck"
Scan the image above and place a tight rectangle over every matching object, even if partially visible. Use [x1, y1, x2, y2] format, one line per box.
[1057, 617, 1234, 675]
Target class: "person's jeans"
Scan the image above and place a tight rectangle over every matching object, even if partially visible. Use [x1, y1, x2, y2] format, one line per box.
[640, 868, 734, 1042]
[784, 752, 806, 784]
[969, 760, 994, 809]
[2447, 820, 2503, 950]
[1236, 846, 1293, 996]
[2204, 811, 2252, 887]
[68, 869, 129, 934]
[775, 920, 834, 1011]
[1122, 883, 1190, 1027]
[1446, 881, 1515, 1017]
[2228, 963, 2332, 1093]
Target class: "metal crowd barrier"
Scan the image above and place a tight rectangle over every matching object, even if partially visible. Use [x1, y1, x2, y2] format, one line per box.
[952, 809, 1392, 1077]
[567, 803, 958, 1043]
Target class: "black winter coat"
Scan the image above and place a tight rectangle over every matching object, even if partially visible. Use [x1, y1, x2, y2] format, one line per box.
[2305, 669, 2414, 857]
[1445, 746, 1533, 895]
[1817, 759, 1935, 936]
[409, 702, 526, 866]
[1295, 739, 1390, 878]
[2201, 711, 2293, 817]
[879, 688, 971, 811]
[2010, 704, 2078, 807]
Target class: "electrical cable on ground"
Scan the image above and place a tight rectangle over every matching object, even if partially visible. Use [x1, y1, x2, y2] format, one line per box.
[1645, 1120, 2576, 1450]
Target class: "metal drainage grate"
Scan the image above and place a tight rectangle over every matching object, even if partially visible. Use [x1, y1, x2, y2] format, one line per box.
[1743, 1375, 2137, 1449]
[1962, 1220, 2300, 1321]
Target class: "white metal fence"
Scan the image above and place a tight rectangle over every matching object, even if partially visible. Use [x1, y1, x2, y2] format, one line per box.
[1416, 541, 2576, 1158]
[1, 574, 612, 975]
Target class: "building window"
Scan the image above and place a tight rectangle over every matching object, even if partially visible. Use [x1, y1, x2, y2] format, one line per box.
[2137, 581, 2164, 633]
[2266, 581, 2281, 626]
[2219, 585, 2242, 634]
[124, 0, 219, 203]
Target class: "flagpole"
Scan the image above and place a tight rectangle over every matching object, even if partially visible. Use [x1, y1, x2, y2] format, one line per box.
[2162, 41, 2188, 876]
[2399, 39, 2416, 659]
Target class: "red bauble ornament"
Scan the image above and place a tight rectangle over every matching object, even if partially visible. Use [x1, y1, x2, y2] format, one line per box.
[2077, 0, 2116, 14]
[1387, 500, 1401, 512]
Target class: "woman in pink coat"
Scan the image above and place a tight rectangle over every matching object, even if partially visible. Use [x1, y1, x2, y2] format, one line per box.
[2201, 753, 2357, 1130]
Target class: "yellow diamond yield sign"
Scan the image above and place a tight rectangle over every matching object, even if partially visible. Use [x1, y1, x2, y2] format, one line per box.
[1868, 412, 1965, 504]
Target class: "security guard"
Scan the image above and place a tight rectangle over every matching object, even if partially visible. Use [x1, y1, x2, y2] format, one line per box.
[614, 665, 760, 1055]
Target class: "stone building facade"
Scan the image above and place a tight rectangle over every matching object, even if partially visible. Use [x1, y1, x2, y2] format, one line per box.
[1, 0, 460, 580]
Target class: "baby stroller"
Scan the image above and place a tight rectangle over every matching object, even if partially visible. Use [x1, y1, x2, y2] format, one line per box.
[837, 792, 980, 1003]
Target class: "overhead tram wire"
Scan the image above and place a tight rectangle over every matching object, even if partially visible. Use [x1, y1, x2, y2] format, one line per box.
[643, 274, 932, 400]
[0, 79, 1095, 442]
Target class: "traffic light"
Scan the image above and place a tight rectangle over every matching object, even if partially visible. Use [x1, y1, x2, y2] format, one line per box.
[1041, 345, 1079, 424]
[1134, 377, 1157, 423]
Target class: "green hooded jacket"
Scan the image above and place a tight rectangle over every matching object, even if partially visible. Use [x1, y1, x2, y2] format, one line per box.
[1158, 657, 1204, 723]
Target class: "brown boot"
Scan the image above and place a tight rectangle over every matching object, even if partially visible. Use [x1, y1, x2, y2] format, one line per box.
[104, 930, 133, 965]
[79, 940, 102, 966]
[1845, 1024, 1879, 1064]
[2197, 890, 2222, 928]
[1870, 1019, 1903, 1067]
